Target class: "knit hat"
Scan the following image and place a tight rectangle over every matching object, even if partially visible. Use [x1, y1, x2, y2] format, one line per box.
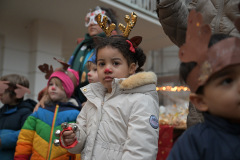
[48, 71, 74, 98]
[67, 68, 79, 86]
[88, 52, 97, 64]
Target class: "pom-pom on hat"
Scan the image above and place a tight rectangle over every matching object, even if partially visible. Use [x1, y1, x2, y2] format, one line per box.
[48, 71, 74, 98]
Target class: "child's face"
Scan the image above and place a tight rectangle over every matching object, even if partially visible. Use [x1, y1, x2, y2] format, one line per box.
[97, 46, 136, 93]
[191, 64, 240, 123]
[0, 91, 16, 105]
[48, 78, 67, 102]
[87, 63, 99, 83]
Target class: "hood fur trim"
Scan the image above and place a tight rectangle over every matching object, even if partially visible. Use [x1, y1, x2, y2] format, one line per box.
[120, 71, 157, 90]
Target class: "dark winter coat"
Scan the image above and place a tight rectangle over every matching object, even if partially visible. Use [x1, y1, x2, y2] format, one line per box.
[167, 113, 240, 160]
[0, 99, 37, 160]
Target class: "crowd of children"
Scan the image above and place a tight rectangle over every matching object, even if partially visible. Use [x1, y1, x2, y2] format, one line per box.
[1, 3, 240, 160]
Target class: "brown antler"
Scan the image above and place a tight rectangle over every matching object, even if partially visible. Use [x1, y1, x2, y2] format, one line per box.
[38, 63, 53, 79]
[15, 84, 31, 98]
[53, 57, 70, 71]
[0, 81, 10, 94]
[119, 12, 137, 37]
[96, 14, 116, 36]
[38, 57, 70, 79]
[179, 10, 211, 63]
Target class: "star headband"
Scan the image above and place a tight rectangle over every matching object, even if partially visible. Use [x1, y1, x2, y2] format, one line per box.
[180, 10, 240, 93]
[85, 6, 111, 27]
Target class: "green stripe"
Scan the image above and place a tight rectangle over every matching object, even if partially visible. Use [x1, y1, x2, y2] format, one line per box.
[22, 115, 76, 143]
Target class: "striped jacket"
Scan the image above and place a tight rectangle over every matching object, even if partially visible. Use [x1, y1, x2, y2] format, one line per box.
[14, 100, 80, 160]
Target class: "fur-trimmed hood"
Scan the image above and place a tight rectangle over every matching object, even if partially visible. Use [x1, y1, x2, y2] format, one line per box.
[81, 71, 158, 100]
[119, 71, 157, 90]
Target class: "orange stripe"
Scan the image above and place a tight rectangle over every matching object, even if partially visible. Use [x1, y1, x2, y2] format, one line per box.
[46, 104, 59, 159]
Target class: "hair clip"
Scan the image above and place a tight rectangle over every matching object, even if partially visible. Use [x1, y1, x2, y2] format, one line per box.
[126, 40, 135, 53]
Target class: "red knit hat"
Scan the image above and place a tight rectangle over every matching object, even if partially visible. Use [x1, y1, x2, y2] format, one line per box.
[48, 71, 74, 98]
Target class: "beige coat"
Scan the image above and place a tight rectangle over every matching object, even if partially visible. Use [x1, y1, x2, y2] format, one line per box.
[157, 0, 240, 47]
[68, 72, 160, 160]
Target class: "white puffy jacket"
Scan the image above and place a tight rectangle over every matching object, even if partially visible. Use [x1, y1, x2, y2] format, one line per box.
[68, 72, 159, 160]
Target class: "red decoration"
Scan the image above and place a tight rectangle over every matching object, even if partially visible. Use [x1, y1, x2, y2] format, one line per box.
[156, 125, 174, 160]
[126, 40, 136, 53]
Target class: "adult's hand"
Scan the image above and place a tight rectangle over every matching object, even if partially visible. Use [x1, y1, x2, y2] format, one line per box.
[33, 94, 47, 112]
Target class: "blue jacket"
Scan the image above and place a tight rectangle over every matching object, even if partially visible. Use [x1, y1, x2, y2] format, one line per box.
[0, 99, 37, 160]
[167, 113, 240, 160]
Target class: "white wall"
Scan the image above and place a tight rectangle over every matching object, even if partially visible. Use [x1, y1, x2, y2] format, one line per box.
[145, 45, 180, 76]
[0, 14, 180, 103]
[0, 16, 65, 101]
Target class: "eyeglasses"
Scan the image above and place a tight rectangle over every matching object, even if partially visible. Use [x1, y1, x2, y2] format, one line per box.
[85, 8, 111, 27]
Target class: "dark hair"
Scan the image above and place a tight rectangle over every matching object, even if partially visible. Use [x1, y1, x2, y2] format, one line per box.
[95, 35, 146, 73]
[99, 6, 118, 25]
[179, 33, 231, 94]
[0, 74, 29, 103]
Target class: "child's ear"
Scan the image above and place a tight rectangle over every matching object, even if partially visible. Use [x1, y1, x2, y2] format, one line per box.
[129, 63, 136, 75]
[189, 93, 208, 112]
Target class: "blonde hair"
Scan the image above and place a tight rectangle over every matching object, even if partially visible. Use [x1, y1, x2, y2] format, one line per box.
[86, 61, 97, 71]
[45, 77, 68, 103]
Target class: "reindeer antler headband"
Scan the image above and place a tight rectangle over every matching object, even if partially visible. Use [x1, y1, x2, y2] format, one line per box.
[38, 57, 79, 87]
[0, 81, 30, 99]
[180, 10, 240, 93]
[97, 12, 137, 38]
[96, 12, 142, 49]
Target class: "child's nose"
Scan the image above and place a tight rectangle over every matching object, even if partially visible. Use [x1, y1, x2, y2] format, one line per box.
[87, 72, 91, 76]
[104, 68, 112, 74]
[51, 86, 56, 90]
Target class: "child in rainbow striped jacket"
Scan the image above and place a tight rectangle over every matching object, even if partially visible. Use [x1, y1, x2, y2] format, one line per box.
[14, 69, 81, 160]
